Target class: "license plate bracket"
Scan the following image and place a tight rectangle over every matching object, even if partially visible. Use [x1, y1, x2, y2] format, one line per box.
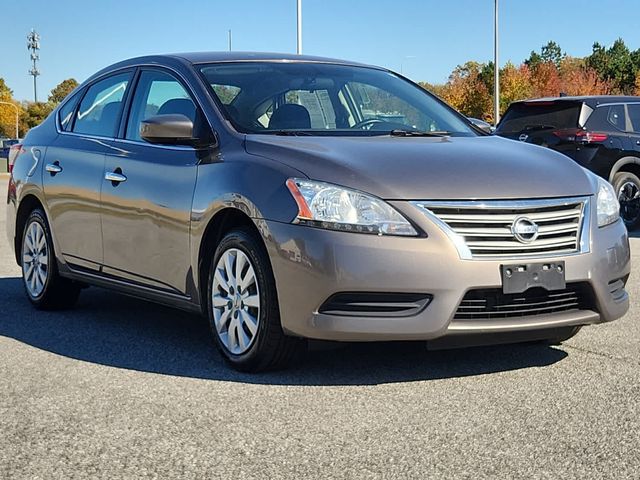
[501, 262, 566, 294]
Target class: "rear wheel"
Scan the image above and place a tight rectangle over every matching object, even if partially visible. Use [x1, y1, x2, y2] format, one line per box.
[21, 209, 81, 310]
[207, 228, 305, 372]
[613, 171, 640, 229]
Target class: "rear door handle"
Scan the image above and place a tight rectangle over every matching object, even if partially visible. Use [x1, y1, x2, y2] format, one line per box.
[105, 171, 127, 183]
[45, 162, 62, 174]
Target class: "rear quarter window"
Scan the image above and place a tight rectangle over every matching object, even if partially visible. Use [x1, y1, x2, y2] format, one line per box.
[497, 102, 582, 133]
[585, 105, 627, 132]
[58, 91, 82, 131]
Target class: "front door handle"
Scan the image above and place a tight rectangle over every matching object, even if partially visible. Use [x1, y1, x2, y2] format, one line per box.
[105, 171, 127, 184]
[45, 162, 62, 174]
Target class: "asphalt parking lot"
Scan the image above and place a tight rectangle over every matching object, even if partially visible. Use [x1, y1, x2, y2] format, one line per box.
[1, 175, 639, 479]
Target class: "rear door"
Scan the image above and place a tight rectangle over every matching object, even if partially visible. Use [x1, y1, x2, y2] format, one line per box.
[626, 103, 640, 154]
[43, 71, 132, 270]
[100, 68, 202, 295]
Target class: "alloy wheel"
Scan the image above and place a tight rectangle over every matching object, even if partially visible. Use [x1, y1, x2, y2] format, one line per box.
[211, 248, 261, 355]
[22, 221, 49, 298]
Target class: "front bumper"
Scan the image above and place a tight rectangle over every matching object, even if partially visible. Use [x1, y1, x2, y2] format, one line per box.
[262, 204, 630, 342]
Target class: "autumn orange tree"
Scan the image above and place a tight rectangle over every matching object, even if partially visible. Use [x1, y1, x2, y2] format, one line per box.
[0, 79, 24, 138]
[422, 40, 637, 123]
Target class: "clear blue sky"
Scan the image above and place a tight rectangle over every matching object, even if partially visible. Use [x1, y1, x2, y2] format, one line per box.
[3, 0, 640, 101]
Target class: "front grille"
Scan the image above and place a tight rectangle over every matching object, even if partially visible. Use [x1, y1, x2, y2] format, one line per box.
[455, 283, 594, 320]
[415, 197, 589, 259]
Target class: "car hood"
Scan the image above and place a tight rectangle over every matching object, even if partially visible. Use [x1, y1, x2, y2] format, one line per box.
[244, 134, 595, 200]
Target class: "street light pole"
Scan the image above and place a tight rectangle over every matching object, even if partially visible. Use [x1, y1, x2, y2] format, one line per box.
[0, 101, 19, 139]
[493, 0, 500, 125]
[228, 29, 232, 51]
[296, 0, 302, 54]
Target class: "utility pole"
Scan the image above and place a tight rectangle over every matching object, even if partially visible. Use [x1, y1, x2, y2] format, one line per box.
[296, 0, 302, 54]
[27, 29, 41, 103]
[493, 0, 500, 125]
[228, 29, 232, 51]
[0, 101, 19, 139]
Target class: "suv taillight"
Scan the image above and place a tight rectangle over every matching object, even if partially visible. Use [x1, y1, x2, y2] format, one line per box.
[8, 143, 23, 173]
[553, 129, 608, 143]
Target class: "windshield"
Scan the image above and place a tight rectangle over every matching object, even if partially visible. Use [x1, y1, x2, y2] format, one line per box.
[198, 62, 476, 136]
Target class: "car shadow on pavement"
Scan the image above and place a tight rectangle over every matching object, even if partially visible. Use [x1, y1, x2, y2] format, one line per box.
[0, 277, 568, 386]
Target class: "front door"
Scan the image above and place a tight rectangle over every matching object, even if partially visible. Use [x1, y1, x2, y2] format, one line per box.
[100, 68, 201, 295]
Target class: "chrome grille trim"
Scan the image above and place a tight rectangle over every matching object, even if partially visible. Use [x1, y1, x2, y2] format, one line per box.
[412, 197, 591, 260]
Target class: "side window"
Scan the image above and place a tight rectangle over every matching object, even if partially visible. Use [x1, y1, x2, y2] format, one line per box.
[586, 105, 626, 132]
[73, 72, 131, 137]
[606, 105, 626, 130]
[627, 105, 640, 133]
[126, 70, 198, 142]
[58, 91, 81, 131]
[211, 84, 241, 105]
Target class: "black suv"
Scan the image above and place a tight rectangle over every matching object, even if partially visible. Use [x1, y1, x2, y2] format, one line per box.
[495, 96, 640, 228]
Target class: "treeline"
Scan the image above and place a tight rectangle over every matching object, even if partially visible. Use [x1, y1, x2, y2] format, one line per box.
[0, 78, 78, 138]
[2, 39, 640, 136]
[420, 40, 640, 123]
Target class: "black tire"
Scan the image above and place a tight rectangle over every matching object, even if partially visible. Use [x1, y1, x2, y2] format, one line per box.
[206, 227, 305, 372]
[20, 209, 81, 310]
[542, 326, 582, 345]
[612, 171, 640, 230]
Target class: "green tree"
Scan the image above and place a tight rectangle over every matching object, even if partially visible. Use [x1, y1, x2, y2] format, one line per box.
[586, 39, 638, 93]
[526, 41, 565, 69]
[48, 78, 79, 106]
[20, 102, 53, 132]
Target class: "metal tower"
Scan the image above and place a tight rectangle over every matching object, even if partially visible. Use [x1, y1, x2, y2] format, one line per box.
[27, 29, 41, 102]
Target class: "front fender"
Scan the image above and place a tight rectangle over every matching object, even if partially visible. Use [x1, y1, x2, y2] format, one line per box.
[189, 153, 306, 297]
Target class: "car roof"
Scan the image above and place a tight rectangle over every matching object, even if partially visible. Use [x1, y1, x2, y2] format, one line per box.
[512, 95, 640, 106]
[85, 52, 382, 85]
[168, 51, 371, 66]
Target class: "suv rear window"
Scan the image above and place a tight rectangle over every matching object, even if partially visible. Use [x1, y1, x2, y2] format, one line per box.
[496, 102, 582, 134]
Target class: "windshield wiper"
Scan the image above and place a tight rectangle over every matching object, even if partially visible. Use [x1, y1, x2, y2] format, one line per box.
[389, 129, 450, 137]
[269, 130, 313, 136]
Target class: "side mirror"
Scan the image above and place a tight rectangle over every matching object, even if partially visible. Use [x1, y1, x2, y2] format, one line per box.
[140, 114, 203, 146]
[468, 117, 495, 134]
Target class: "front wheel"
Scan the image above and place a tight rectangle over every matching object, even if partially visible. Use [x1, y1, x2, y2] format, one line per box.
[21, 209, 81, 310]
[206, 228, 305, 372]
[613, 171, 640, 230]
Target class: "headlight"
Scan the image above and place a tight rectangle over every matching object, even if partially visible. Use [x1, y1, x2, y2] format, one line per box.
[596, 177, 620, 227]
[285, 178, 418, 236]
